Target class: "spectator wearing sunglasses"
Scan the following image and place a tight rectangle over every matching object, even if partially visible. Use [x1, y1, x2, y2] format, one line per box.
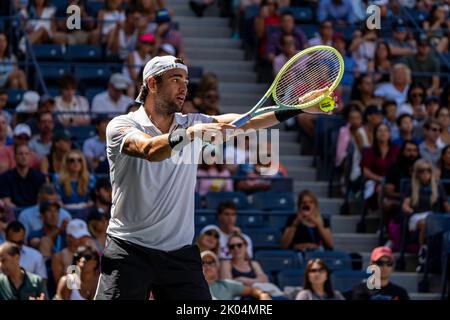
[201, 250, 271, 300]
[296, 258, 344, 300]
[5, 221, 47, 281]
[352, 246, 409, 300]
[401, 159, 450, 272]
[196, 225, 220, 256]
[55, 246, 100, 300]
[418, 119, 443, 166]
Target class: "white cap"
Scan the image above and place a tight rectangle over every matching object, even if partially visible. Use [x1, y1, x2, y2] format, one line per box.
[199, 225, 221, 235]
[372, 0, 388, 5]
[160, 43, 176, 56]
[66, 219, 91, 239]
[109, 73, 130, 90]
[13, 123, 32, 137]
[16, 91, 40, 113]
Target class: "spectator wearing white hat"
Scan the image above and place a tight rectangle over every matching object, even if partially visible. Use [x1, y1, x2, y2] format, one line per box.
[6, 123, 41, 170]
[15, 91, 40, 124]
[91, 73, 134, 115]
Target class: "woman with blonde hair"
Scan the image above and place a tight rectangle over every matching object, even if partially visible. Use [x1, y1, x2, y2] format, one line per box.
[196, 225, 221, 256]
[52, 150, 96, 210]
[281, 190, 333, 252]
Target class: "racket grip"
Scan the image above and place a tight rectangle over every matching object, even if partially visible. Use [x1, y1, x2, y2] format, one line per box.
[231, 114, 252, 128]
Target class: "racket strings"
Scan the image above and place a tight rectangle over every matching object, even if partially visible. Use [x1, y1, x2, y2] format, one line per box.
[275, 50, 341, 107]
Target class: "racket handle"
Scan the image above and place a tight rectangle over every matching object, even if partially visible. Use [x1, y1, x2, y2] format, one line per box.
[231, 114, 252, 128]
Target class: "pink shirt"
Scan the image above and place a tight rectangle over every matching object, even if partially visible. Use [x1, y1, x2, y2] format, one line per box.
[196, 167, 233, 196]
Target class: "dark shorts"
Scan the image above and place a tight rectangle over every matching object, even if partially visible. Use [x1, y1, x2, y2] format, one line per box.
[94, 236, 212, 300]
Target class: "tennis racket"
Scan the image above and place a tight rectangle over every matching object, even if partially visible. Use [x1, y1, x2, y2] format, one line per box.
[231, 45, 344, 128]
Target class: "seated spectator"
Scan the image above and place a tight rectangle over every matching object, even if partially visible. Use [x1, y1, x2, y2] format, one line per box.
[387, 18, 416, 62]
[308, 20, 333, 47]
[418, 119, 443, 166]
[404, 35, 440, 96]
[350, 75, 382, 110]
[357, 105, 383, 146]
[266, 11, 307, 63]
[374, 64, 411, 107]
[5, 221, 47, 280]
[422, 4, 449, 53]
[214, 201, 253, 260]
[82, 115, 109, 173]
[86, 208, 109, 254]
[54, 75, 90, 126]
[196, 225, 221, 256]
[296, 258, 344, 300]
[0, 114, 14, 174]
[281, 190, 333, 252]
[40, 129, 72, 175]
[91, 73, 134, 115]
[0, 32, 27, 89]
[15, 91, 39, 123]
[317, 0, 355, 24]
[0, 89, 13, 125]
[382, 100, 400, 141]
[29, 111, 54, 159]
[255, 0, 281, 58]
[27, 201, 67, 259]
[106, 7, 141, 60]
[18, 183, 71, 239]
[273, 34, 298, 75]
[52, 150, 96, 210]
[367, 41, 392, 84]
[436, 145, 450, 181]
[7, 123, 41, 170]
[52, 219, 95, 284]
[91, 178, 112, 216]
[401, 159, 450, 271]
[92, 0, 126, 45]
[351, 27, 379, 73]
[201, 250, 271, 300]
[361, 123, 400, 209]
[0, 144, 45, 209]
[0, 242, 47, 300]
[352, 246, 409, 300]
[424, 96, 440, 120]
[154, 8, 187, 62]
[435, 107, 450, 147]
[397, 83, 427, 124]
[54, 0, 95, 45]
[196, 160, 233, 196]
[55, 246, 100, 300]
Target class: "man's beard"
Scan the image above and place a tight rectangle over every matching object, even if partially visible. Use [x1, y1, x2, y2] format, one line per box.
[155, 97, 182, 115]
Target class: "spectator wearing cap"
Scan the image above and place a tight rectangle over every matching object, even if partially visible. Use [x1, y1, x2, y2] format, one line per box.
[317, 0, 355, 25]
[308, 20, 334, 47]
[52, 219, 95, 284]
[6, 123, 41, 170]
[40, 129, 72, 175]
[91, 73, 134, 115]
[18, 183, 71, 240]
[54, 75, 90, 126]
[387, 18, 416, 62]
[0, 114, 14, 175]
[91, 178, 112, 216]
[352, 246, 409, 300]
[404, 35, 440, 96]
[15, 91, 40, 125]
[106, 7, 141, 60]
[154, 8, 187, 62]
[5, 221, 47, 280]
[196, 225, 221, 256]
[83, 116, 109, 173]
[29, 111, 54, 159]
[419, 119, 443, 166]
[87, 208, 109, 254]
[158, 43, 176, 57]
[0, 242, 47, 300]
[0, 144, 45, 209]
[374, 64, 411, 107]
[27, 201, 67, 259]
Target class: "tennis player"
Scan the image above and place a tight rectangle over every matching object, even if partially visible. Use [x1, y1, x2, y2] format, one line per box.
[94, 55, 329, 300]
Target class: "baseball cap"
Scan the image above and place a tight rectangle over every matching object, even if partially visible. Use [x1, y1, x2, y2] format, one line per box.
[66, 219, 91, 239]
[364, 105, 382, 117]
[200, 250, 219, 265]
[139, 33, 155, 43]
[392, 18, 407, 32]
[13, 123, 32, 138]
[159, 43, 176, 56]
[16, 91, 40, 113]
[417, 33, 431, 46]
[155, 8, 171, 24]
[52, 129, 72, 142]
[371, 246, 394, 262]
[109, 73, 130, 90]
[199, 225, 221, 235]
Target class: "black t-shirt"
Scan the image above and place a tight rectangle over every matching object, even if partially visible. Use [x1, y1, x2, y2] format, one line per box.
[404, 183, 447, 213]
[284, 215, 331, 249]
[0, 169, 45, 207]
[385, 164, 411, 193]
[352, 282, 410, 300]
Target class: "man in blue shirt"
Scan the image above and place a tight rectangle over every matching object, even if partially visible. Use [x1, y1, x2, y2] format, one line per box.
[317, 0, 355, 25]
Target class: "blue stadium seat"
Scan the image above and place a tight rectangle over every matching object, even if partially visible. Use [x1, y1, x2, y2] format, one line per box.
[277, 268, 305, 289]
[268, 214, 290, 230]
[237, 214, 265, 229]
[87, 1, 105, 17]
[283, 7, 313, 23]
[244, 4, 260, 20]
[66, 125, 96, 143]
[6, 89, 26, 108]
[195, 212, 217, 227]
[442, 231, 450, 299]
[74, 65, 111, 85]
[40, 64, 71, 82]
[195, 193, 202, 209]
[33, 44, 63, 61]
[65, 45, 102, 62]
[304, 250, 353, 272]
[331, 270, 367, 294]
[245, 227, 282, 249]
[254, 250, 300, 274]
[205, 192, 249, 210]
[297, 24, 319, 39]
[252, 192, 294, 211]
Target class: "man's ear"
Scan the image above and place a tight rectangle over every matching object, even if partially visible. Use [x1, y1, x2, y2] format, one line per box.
[148, 77, 158, 93]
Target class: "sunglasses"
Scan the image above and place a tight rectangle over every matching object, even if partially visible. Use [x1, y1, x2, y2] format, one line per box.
[309, 268, 326, 274]
[417, 168, 432, 174]
[15, 134, 30, 140]
[228, 243, 244, 250]
[204, 230, 219, 239]
[202, 260, 216, 267]
[430, 127, 442, 132]
[83, 254, 94, 261]
[411, 93, 423, 97]
[68, 158, 82, 163]
[375, 260, 394, 267]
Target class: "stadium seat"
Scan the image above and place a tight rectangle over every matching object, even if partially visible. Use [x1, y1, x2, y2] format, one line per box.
[33, 44, 63, 61]
[441, 231, 450, 299]
[237, 214, 265, 229]
[66, 125, 96, 143]
[194, 212, 217, 227]
[74, 65, 111, 86]
[195, 193, 202, 208]
[268, 214, 290, 230]
[331, 270, 368, 295]
[40, 64, 71, 82]
[283, 7, 313, 23]
[297, 24, 319, 39]
[252, 192, 295, 211]
[87, 1, 105, 17]
[254, 250, 301, 274]
[65, 45, 102, 62]
[277, 268, 305, 289]
[245, 227, 282, 250]
[205, 192, 249, 210]
[84, 87, 105, 104]
[304, 250, 353, 272]
[6, 89, 26, 108]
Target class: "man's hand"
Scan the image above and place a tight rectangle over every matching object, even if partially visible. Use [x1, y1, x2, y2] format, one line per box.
[187, 122, 236, 143]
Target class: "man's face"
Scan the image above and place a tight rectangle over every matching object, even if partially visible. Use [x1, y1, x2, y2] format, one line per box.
[320, 21, 333, 39]
[14, 134, 31, 147]
[41, 205, 59, 228]
[0, 116, 7, 135]
[373, 257, 394, 280]
[202, 256, 218, 281]
[426, 123, 441, 142]
[15, 145, 30, 167]
[403, 143, 419, 160]
[108, 84, 124, 102]
[6, 230, 25, 249]
[418, 43, 430, 56]
[38, 113, 54, 134]
[218, 208, 237, 228]
[0, 248, 20, 276]
[0, 93, 7, 109]
[152, 68, 188, 114]
[281, 15, 295, 34]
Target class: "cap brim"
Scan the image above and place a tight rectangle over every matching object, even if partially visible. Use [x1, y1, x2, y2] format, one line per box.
[69, 230, 90, 239]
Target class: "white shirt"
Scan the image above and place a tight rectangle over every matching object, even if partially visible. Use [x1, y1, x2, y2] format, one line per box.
[91, 91, 134, 115]
[83, 136, 106, 160]
[20, 245, 47, 279]
[55, 95, 90, 123]
[374, 83, 410, 107]
[106, 106, 214, 251]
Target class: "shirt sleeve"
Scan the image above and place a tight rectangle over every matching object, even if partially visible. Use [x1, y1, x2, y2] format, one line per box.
[35, 253, 48, 279]
[106, 116, 142, 156]
[188, 113, 215, 125]
[224, 279, 245, 297]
